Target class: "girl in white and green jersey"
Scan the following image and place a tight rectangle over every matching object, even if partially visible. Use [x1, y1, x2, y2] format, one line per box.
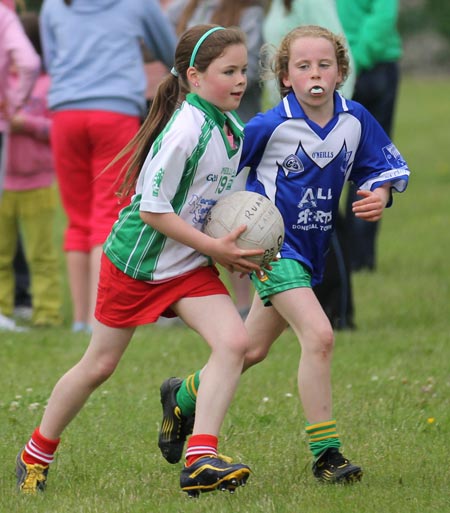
[16, 24, 263, 497]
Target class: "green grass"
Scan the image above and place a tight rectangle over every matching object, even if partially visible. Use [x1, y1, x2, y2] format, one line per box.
[1, 76, 450, 512]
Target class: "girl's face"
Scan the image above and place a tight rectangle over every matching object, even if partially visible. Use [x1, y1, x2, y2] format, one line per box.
[282, 36, 342, 117]
[193, 43, 248, 112]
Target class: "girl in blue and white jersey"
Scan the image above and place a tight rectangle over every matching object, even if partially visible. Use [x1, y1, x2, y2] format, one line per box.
[16, 24, 262, 496]
[240, 24, 410, 482]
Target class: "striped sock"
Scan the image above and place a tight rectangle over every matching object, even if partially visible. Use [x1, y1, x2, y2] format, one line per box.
[185, 434, 218, 466]
[176, 371, 200, 417]
[23, 427, 60, 466]
[305, 419, 341, 458]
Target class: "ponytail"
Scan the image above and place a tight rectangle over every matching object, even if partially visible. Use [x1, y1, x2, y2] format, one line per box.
[115, 74, 181, 198]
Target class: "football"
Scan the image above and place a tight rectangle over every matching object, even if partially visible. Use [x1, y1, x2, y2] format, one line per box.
[203, 191, 285, 266]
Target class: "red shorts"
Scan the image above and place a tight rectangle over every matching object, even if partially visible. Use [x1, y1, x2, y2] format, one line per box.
[95, 254, 229, 327]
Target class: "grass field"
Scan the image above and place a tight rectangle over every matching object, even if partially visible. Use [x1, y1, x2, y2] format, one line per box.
[1, 77, 449, 513]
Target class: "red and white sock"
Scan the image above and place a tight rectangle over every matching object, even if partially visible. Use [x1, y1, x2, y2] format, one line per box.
[185, 434, 218, 466]
[23, 427, 60, 466]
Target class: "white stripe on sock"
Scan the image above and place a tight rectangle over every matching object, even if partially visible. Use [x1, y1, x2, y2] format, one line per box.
[25, 439, 54, 464]
[185, 445, 217, 458]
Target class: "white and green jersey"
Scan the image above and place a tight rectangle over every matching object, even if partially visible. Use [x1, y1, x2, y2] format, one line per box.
[104, 94, 245, 282]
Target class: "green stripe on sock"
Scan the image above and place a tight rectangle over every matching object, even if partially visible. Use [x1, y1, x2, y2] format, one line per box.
[175, 371, 200, 417]
[306, 420, 341, 457]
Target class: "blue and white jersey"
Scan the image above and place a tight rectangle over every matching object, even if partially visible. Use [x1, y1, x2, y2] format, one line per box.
[240, 91, 410, 285]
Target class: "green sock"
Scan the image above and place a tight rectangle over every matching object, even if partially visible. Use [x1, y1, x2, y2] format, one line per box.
[176, 371, 200, 417]
[305, 419, 341, 458]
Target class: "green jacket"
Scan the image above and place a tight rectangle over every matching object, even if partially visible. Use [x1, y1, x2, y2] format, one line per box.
[336, 0, 402, 72]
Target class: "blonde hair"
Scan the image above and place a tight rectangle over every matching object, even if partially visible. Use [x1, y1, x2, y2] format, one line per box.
[262, 25, 350, 100]
[114, 24, 246, 197]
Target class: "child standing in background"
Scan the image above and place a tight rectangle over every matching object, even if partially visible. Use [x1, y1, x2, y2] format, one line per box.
[0, 1, 39, 331]
[16, 24, 262, 497]
[0, 12, 62, 327]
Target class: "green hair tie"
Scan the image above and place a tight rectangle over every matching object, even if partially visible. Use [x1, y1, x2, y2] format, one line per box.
[189, 26, 225, 67]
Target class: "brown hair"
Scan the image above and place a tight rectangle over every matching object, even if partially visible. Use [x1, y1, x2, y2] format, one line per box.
[264, 25, 350, 100]
[115, 24, 246, 197]
[176, 0, 263, 34]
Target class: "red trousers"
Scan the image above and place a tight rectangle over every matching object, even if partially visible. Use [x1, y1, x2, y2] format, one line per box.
[51, 110, 140, 251]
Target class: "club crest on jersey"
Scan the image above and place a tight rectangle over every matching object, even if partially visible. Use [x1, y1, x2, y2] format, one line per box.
[279, 154, 304, 176]
[152, 168, 165, 197]
[188, 194, 215, 225]
[383, 143, 407, 169]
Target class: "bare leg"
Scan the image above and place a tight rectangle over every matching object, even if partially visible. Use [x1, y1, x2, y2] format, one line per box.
[243, 293, 287, 370]
[88, 245, 103, 326]
[174, 295, 249, 436]
[39, 320, 135, 439]
[243, 289, 334, 422]
[271, 288, 334, 423]
[228, 271, 252, 316]
[66, 250, 89, 325]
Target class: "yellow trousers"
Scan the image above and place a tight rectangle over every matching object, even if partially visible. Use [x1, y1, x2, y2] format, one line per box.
[0, 186, 63, 326]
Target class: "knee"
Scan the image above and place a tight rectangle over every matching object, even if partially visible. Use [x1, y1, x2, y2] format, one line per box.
[244, 345, 270, 368]
[81, 356, 119, 388]
[314, 325, 335, 357]
[230, 331, 251, 360]
[210, 330, 249, 368]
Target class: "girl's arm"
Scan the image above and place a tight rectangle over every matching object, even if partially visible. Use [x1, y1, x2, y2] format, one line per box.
[9, 111, 51, 141]
[3, 10, 40, 116]
[9, 76, 51, 141]
[140, 211, 263, 274]
[351, 183, 391, 222]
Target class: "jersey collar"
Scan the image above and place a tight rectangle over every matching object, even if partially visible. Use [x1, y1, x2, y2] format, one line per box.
[280, 91, 352, 119]
[186, 93, 244, 140]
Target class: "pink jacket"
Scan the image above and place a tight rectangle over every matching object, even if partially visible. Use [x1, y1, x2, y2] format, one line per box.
[1, 1, 16, 9]
[0, 3, 40, 132]
[4, 73, 55, 191]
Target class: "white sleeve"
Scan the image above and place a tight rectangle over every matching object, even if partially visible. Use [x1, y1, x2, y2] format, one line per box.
[139, 120, 197, 213]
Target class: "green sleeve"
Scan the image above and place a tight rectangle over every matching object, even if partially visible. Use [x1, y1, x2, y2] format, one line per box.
[337, 0, 402, 72]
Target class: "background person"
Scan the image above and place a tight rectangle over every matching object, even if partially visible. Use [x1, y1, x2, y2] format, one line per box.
[39, 0, 177, 333]
[1, 0, 34, 325]
[0, 11, 62, 328]
[0, 0, 40, 331]
[337, 0, 403, 272]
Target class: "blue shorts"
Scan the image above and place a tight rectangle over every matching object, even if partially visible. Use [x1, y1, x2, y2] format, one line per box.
[250, 258, 312, 306]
